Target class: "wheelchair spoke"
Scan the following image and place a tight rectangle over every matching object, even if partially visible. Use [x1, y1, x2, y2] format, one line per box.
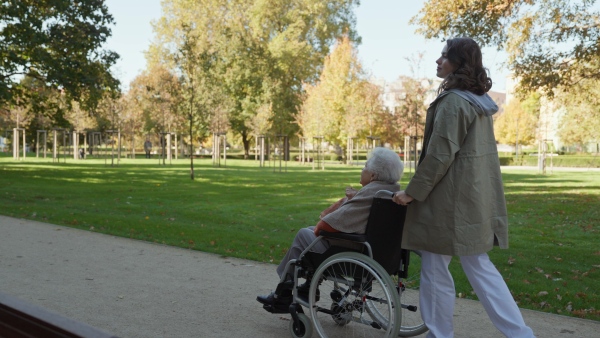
[308, 252, 401, 338]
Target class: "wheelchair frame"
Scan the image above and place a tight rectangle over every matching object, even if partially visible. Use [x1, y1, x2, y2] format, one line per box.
[262, 190, 428, 338]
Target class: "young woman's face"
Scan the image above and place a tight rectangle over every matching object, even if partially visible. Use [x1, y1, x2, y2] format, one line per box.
[436, 44, 457, 79]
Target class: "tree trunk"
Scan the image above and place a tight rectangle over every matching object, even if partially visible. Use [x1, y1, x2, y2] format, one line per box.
[189, 114, 194, 180]
[242, 132, 250, 159]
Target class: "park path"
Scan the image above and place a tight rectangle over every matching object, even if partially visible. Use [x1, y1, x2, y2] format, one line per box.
[1, 215, 599, 337]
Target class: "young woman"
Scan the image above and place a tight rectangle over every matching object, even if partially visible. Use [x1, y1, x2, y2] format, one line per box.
[392, 37, 535, 338]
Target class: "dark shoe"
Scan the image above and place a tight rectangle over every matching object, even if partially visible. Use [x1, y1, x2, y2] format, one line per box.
[256, 292, 275, 305]
[256, 291, 292, 306]
[257, 292, 277, 306]
[257, 291, 293, 314]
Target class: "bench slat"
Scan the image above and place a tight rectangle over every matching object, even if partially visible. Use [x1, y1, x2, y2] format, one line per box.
[0, 292, 117, 338]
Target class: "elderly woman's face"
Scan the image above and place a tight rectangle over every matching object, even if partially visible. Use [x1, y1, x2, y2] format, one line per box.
[360, 163, 375, 186]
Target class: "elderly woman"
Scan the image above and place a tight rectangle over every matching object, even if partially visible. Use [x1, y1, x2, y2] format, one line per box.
[257, 147, 404, 308]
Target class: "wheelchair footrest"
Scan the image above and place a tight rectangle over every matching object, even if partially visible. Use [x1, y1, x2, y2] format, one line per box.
[262, 303, 290, 314]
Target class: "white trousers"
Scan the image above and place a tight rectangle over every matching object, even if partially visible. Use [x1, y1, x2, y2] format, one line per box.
[420, 251, 535, 338]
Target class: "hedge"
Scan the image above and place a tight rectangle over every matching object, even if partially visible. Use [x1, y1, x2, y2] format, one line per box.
[499, 155, 600, 168]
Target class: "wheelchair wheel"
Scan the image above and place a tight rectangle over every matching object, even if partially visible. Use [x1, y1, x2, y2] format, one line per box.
[365, 250, 428, 337]
[289, 313, 313, 338]
[308, 252, 401, 338]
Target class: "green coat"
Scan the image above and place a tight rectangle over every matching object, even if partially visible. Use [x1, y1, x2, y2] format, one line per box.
[402, 91, 508, 256]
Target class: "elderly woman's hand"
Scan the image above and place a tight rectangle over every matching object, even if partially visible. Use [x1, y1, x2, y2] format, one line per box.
[345, 186, 358, 200]
[392, 190, 414, 206]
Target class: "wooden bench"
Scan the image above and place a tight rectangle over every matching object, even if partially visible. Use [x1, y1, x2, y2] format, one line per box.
[0, 292, 117, 338]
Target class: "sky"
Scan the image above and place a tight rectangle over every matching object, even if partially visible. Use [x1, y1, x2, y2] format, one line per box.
[104, 0, 509, 92]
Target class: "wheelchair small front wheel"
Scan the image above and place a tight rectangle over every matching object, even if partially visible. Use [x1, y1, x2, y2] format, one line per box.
[289, 313, 312, 338]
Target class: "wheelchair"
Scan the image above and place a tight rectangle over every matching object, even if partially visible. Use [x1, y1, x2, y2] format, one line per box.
[261, 190, 428, 338]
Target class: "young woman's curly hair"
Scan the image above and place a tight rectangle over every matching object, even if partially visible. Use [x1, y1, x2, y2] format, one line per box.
[438, 37, 493, 95]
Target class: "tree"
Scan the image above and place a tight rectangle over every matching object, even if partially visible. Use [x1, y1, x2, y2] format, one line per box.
[555, 79, 600, 150]
[0, 75, 69, 151]
[493, 93, 539, 151]
[150, 0, 360, 157]
[64, 101, 96, 132]
[127, 64, 182, 138]
[247, 102, 273, 142]
[0, 0, 120, 111]
[247, 0, 361, 138]
[127, 75, 158, 137]
[351, 81, 383, 142]
[3, 101, 33, 130]
[412, 0, 600, 97]
[297, 35, 371, 151]
[120, 89, 146, 157]
[372, 53, 431, 151]
[93, 90, 123, 134]
[176, 26, 224, 178]
[386, 77, 428, 149]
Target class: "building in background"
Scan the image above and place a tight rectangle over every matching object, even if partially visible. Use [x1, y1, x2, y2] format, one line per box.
[373, 76, 505, 115]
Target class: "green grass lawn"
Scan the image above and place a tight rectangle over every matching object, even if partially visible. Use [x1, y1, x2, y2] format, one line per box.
[1, 155, 598, 320]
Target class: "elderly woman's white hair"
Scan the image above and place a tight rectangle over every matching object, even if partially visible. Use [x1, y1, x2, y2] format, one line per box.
[365, 147, 404, 184]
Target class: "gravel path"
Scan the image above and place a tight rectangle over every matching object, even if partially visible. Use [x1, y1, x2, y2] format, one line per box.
[1, 215, 598, 337]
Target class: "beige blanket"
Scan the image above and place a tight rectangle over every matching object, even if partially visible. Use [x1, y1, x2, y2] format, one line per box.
[322, 181, 400, 234]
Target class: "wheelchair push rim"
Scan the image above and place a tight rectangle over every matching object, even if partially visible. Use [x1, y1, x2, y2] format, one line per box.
[308, 252, 402, 338]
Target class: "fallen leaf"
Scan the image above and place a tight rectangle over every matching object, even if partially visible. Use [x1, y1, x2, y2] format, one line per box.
[538, 291, 548, 297]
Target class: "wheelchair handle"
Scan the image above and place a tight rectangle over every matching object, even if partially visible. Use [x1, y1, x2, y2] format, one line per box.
[376, 189, 413, 204]
[375, 190, 395, 199]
